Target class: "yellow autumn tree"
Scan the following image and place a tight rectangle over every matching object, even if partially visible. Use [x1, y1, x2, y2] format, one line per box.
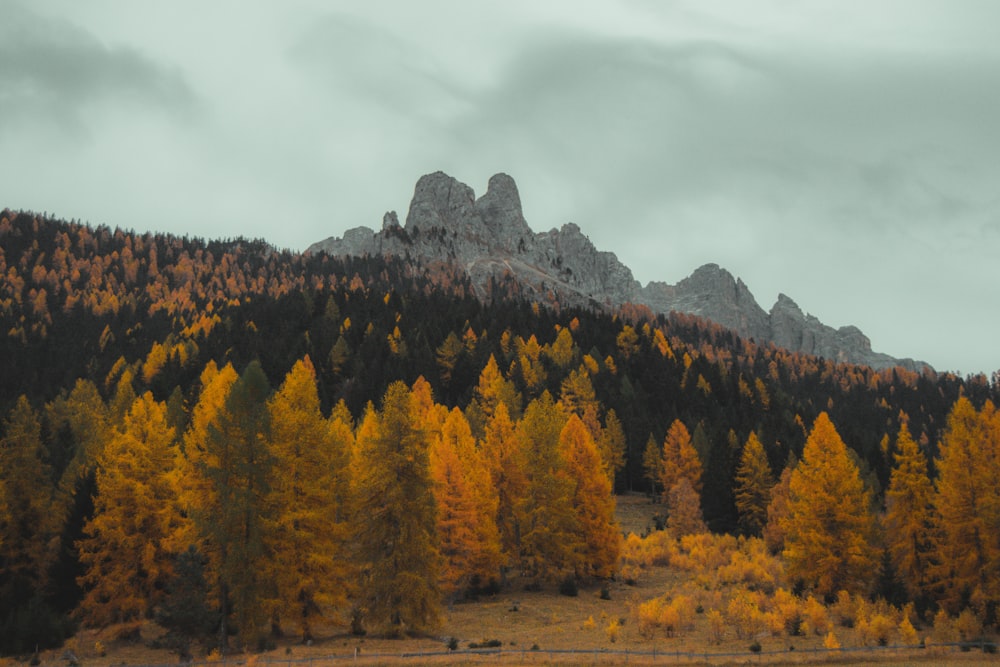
[479, 401, 525, 564]
[734, 432, 773, 536]
[782, 412, 877, 597]
[667, 478, 707, 538]
[352, 381, 441, 635]
[430, 408, 502, 600]
[932, 397, 1000, 614]
[558, 414, 620, 579]
[763, 462, 794, 555]
[515, 393, 578, 582]
[597, 409, 627, 485]
[884, 421, 936, 603]
[559, 365, 598, 419]
[264, 356, 352, 641]
[77, 392, 184, 626]
[435, 332, 464, 386]
[47, 378, 111, 500]
[174, 361, 239, 553]
[660, 419, 703, 499]
[642, 434, 662, 496]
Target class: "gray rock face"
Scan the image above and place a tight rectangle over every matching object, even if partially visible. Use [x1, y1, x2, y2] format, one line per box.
[307, 172, 928, 372]
[640, 264, 771, 343]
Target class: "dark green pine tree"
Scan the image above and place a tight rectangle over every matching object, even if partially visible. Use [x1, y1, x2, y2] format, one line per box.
[198, 361, 273, 651]
[351, 381, 441, 636]
[156, 546, 218, 660]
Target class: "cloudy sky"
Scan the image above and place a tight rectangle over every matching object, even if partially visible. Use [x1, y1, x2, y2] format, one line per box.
[2, 1, 998, 375]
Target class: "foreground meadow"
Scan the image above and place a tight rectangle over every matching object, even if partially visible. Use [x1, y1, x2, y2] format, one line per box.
[18, 496, 999, 667]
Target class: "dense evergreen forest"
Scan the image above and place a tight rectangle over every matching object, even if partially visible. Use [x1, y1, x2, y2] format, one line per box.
[1, 210, 999, 655]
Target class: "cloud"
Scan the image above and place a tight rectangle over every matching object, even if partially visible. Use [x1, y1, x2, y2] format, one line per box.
[0, 1, 197, 139]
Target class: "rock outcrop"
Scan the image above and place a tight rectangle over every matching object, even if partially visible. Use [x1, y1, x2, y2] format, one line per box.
[307, 172, 928, 372]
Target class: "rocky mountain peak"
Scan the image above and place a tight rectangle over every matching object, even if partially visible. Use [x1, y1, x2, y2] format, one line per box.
[474, 172, 532, 244]
[307, 171, 928, 372]
[404, 171, 477, 233]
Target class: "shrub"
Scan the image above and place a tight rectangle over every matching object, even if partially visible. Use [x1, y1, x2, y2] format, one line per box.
[558, 577, 579, 597]
[771, 588, 802, 637]
[707, 609, 726, 644]
[823, 631, 840, 650]
[660, 604, 681, 637]
[605, 618, 620, 643]
[637, 598, 664, 638]
[583, 616, 596, 631]
[749, 640, 762, 653]
[831, 590, 856, 628]
[868, 614, 895, 647]
[726, 589, 765, 640]
[955, 609, 982, 641]
[801, 596, 831, 636]
[600, 586, 611, 600]
[931, 608, 958, 644]
[446, 637, 458, 651]
[899, 616, 919, 646]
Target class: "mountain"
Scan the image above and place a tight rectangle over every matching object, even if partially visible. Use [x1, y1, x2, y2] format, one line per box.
[308, 172, 928, 372]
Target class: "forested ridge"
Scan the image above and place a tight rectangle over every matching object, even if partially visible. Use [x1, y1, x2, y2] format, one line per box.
[2, 209, 999, 655]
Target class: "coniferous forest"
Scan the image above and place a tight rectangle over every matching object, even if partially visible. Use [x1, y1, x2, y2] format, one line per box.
[2, 210, 1000, 656]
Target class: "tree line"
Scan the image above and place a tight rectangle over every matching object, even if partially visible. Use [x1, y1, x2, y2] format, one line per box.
[3, 209, 1000, 654]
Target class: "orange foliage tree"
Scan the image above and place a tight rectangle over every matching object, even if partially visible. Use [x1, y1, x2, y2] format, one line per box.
[932, 397, 1000, 614]
[883, 421, 936, 603]
[734, 432, 773, 536]
[430, 408, 502, 600]
[351, 381, 441, 635]
[515, 393, 578, 582]
[659, 419, 703, 499]
[558, 414, 620, 579]
[264, 356, 352, 640]
[781, 412, 877, 597]
[77, 393, 184, 625]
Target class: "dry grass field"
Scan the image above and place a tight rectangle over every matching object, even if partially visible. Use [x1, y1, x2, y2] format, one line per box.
[18, 495, 1000, 666]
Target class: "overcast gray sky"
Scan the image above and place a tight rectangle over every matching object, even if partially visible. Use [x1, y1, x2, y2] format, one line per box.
[2, 0, 998, 375]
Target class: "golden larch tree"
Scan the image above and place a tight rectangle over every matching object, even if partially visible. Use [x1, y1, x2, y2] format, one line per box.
[465, 355, 522, 438]
[660, 419, 703, 499]
[77, 392, 184, 626]
[479, 401, 525, 564]
[641, 434, 661, 496]
[264, 356, 351, 641]
[558, 414, 620, 579]
[932, 397, 1000, 614]
[559, 365, 598, 419]
[763, 462, 794, 555]
[734, 432, 773, 536]
[597, 409, 627, 485]
[515, 393, 578, 582]
[351, 381, 441, 635]
[781, 412, 877, 597]
[884, 421, 936, 603]
[430, 408, 502, 600]
[174, 361, 239, 553]
[667, 477, 707, 538]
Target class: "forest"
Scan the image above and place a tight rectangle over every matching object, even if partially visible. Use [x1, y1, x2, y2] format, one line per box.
[1, 209, 999, 656]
